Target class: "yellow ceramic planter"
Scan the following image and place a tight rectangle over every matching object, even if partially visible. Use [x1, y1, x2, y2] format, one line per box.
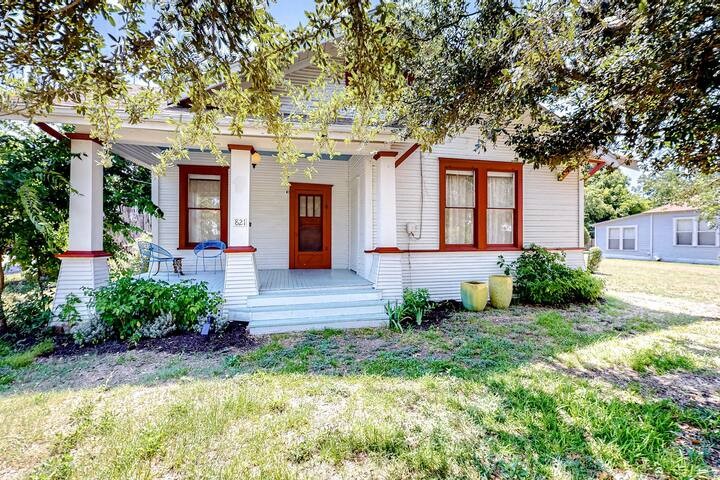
[489, 275, 513, 309]
[460, 281, 488, 311]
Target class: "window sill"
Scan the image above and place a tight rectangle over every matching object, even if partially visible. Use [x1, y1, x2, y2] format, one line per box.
[440, 246, 523, 252]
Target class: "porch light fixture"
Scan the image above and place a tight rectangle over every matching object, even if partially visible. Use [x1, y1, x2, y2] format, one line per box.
[251, 151, 261, 168]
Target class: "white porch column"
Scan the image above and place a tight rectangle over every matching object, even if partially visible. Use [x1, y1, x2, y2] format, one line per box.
[53, 134, 110, 317]
[223, 144, 259, 311]
[370, 152, 402, 300]
[375, 152, 398, 249]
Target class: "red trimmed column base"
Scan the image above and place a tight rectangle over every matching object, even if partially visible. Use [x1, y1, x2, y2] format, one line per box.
[224, 246, 257, 253]
[55, 250, 112, 258]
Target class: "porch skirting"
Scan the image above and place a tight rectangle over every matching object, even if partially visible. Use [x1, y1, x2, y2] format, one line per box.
[223, 251, 259, 308]
[53, 256, 110, 319]
[368, 252, 403, 300]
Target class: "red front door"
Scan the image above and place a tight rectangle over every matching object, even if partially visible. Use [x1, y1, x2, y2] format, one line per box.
[289, 183, 332, 269]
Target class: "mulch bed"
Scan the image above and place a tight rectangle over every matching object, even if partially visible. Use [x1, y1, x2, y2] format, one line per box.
[50, 322, 257, 357]
[417, 300, 464, 329]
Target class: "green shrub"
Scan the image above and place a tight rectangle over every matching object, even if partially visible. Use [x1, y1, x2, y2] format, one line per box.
[385, 288, 432, 331]
[72, 315, 113, 346]
[6, 292, 53, 337]
[586, 246, 603, 273]
[82, 276, 223, 343]
[498, 245, 604, 305]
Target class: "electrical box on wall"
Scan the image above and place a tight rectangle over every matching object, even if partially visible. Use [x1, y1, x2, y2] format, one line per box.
[406, 222, 418, 237]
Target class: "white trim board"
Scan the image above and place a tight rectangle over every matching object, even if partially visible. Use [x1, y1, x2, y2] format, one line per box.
[606, 225, 638, 251]
[673, 216, 720, 247]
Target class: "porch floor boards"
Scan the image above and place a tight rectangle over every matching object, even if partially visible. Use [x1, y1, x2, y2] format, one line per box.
[136, 270, 225, 293]
[137, 268, 370, 294]
[258, 269, 371, 291]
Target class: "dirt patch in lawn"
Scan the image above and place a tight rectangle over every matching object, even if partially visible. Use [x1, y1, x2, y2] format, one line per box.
[608, 291, 720, 319]
[421, 300, 464, 328]
[50, 322, 258, 357]
[549, 362, 720, 410]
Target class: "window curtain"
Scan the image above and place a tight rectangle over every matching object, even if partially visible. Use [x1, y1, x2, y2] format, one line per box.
[698, 220, 717, 246]
[188, 178, 221, 243]
[608, 228, 621, 250]
[189, 178, 220, 208]
[487, 173, 514, 244]
[445, 170, 475, 244]
[676, 219, 693, 245]
[622, 227, 636, 250]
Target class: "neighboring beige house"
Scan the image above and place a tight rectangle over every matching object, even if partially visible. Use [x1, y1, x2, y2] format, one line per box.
[12, 56, 618, 334]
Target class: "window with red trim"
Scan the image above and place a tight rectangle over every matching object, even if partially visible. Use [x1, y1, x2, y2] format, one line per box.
[178, 165, 228, 249]
[439, 159, 523, 250]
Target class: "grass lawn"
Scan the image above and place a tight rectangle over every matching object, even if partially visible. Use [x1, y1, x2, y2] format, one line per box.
[1, 293, 719, 479]
[598, 258, 720, 306]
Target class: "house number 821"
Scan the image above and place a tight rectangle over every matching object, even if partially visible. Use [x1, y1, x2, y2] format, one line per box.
[234, 218, 247, 227]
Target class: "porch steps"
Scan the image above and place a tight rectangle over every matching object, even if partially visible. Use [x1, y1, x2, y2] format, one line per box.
[227, 286, 388, 334]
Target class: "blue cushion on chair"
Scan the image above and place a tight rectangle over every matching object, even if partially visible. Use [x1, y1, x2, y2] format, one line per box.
[194, 241, 226, 258]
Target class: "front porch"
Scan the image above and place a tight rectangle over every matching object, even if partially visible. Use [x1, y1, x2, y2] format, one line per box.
[138, 268, 372, 294]
[52, 131, 407, 333]
[137, 268, 385, 334]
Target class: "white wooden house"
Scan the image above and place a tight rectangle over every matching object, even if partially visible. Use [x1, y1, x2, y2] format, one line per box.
[18, 58, 616, 334]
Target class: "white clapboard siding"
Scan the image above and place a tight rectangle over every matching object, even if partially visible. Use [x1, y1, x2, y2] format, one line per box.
[401, 250, 585, 300]
[395, 129, 582, 251]
[53, 257, 110, 318]
[154, 151, 226, 264]
[223, 253, 259, 308]
[154, 151, 351, 270]
[249, 157, 350, 270]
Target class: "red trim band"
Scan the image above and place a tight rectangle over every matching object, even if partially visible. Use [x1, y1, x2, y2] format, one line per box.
[395, 143, 420, 168]
[367, 247, 585, 254]
[56, 250, 111, 258]
[35, 122, 66, 141]
[66, 132, 103, 145]
[586, 160, 606, 179]
[224, 246, 257, 253]
[364, 247, 403, 253]
[373, 150, 398, 160]
[227, 144, 256, 154]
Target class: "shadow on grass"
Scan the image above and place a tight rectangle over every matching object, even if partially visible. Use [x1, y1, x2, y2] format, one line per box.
[2, 297, 718, 478]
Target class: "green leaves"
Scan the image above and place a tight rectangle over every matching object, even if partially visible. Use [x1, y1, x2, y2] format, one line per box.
[88, 275, 223, 343]
[0, 121, 160, 285]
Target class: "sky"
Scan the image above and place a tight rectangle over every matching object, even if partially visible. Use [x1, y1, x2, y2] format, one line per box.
[268, 0, 318, 27]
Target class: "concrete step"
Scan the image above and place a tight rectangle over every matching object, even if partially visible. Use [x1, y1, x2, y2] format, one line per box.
[248, 300, 385, 321]
[247, 287, 381, 307]
[248, 313, 389, 335]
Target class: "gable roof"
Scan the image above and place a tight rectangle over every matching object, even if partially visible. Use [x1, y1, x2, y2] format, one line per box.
[643, 204, 695, 214]
[593, 204, 697, 226]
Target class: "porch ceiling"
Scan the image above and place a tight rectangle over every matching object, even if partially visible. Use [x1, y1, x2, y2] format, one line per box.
[112, 141, 416, 168]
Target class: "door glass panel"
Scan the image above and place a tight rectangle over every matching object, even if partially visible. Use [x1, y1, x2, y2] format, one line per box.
[298, 193, 323, 252]
[299, 225, 322, 251]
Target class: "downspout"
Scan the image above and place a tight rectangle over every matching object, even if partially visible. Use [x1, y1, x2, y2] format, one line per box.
[649, 213, 654, 259]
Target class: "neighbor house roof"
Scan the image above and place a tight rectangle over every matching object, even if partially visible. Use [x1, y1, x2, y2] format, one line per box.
[594, 204, 697, 226]
[643, 204, 695, 214]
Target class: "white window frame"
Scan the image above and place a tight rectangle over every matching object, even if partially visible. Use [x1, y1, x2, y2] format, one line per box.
[674, 216, 720, 247]
[606, 225, 637, 251]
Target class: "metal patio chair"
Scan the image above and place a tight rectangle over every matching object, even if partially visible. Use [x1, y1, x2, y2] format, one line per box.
[138, 241, 175, 280]
[193, 240, 226, 273]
